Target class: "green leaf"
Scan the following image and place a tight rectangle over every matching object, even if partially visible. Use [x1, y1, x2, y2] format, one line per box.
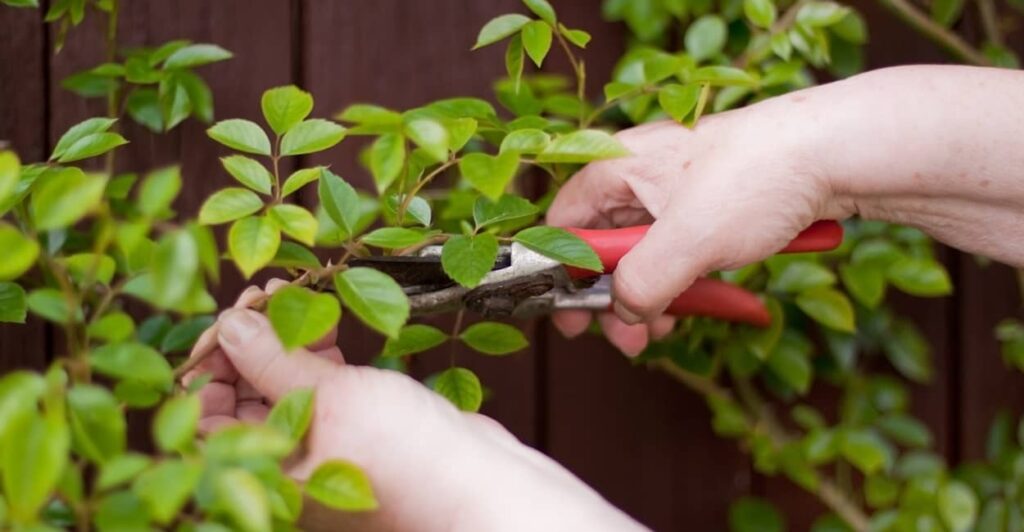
[96, 453, 150, 491]
[1, 0, 38, 8]
[404, 119, 448, 162]
[362, 227, 430, 249]
[931, 0, 963, 25]
[506, 34, 524, 92]
[369, 133, 406, 191]
[305, 460, 378, 511]
[150, 230, 199, 308]
[446, 117, 478, 152]
[769, 261, 835, 292]
[473, 194, 539, 229]
[0, 372, 43, 446]
[523, 0, 556, 24]
[30, 167, 107, 230]
[2, 415, 68, 523]
[267, 286, 341, 350]
[685, 15, 727, 61]
[536, 129, 629, 163]
[559, 24, 591, 48]
[887, 257, 952, 296]
[771, 33, 793, 60]
[56, 132, 128, 163]
[261, 85, 314, 135]
[797, 1, 850, 26]
[94, 490, 148, 530]
[204, 424, 294, 461]
[336, 104, 403, 126]
[88, 312, 135, 343]
[266, 388, 314, 442]
[767, 336, 812, 394]
[153, 394, 199, 453]
[0, 224, 39, 281]
[522, 20, 553, 67]
[280, 119, 346, 156]
[199, 188, 264, 225]
[228, 216, 281, 278]
[27, 288, 82, 323]
[282, 167, 321, 197]
[133, 459, 201, 525]
[0, 282, 27, 323]
[334, 268, 410, 338]
[221, 156, 273, 195]
[499, 128, 550, 154]
[513, 226, 602, 271]
[271, 241, 321, 270]
[938, 481, 978, 532]
[215, 468, 272, 532]
[396, 194, 433, 227]
[163, 43, 232, 69]
[459, 321, 528, 355]
[207, 119, 271, 156]
[729, 497, 784, 532]
[159, 74, 192, 130]
[317, 168, 360, 236]
[138, 165, 182, 217]
[795, 287, 855, 332]
[381, 324, 448, 358]
[658, 83, 702, 122]
[178, 70, 213, 123]
[473, 14, 532, 49]
[883, 319, 931, 382]
[744, 0, 777, 27]
[442, 233, 499, 288]
[90, 342, 173, 390]
[832, 11, 868, 42]
[269, 204, 318, 246]
[51, 117, 117, 161]
[458, 151, 520, 200]
[691, 66, 758, 86]
[66, 384, 125, 463]
[877, 413, 931, 448]
[0, 150, 18, 206]
[840, 262, 885, 308]
[160, 315, 215, 353]
[433, 367, 483, 412]
[840, 429, 893, 475]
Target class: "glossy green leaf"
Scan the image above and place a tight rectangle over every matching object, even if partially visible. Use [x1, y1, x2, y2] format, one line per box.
[207, 119, 271, 156]
[795, 287, 855, 332]
[269, 204, 318, 246]
[204, 424, 294, 461]
[150, 230, 199, 308]
[767, 336, 812, 394]
[163, 43, 232, 69]
[522, 20, 553, 67]
[153, 394, 200, 453]
[658, 83, 702, 122]
[268, 286, 341, 350]
[832, 11, 868, 42]
[458, 151, 519, 200]
[266, 388, 314, 442]
[261, 85, 314, 135]
[90, 342, 173, 390]
[56, 132, 128, 163]
[877, 413, 931, 448]
[271, 241, 321, 270]
[2, 415, 68, 523]
[282, 167, 321, 197]
[362, 227, 430, 249]
[499, 128, 550, 154]
[88, 312, 135, 343]
[369, 133, 406, 191]
[51, 117, 117, 161]
[133, 459, 201, 525]
[337, 104, 403, 126]
[404, 119, 448, 162]
[317, 168, 361, 237]
[931, 0, 964, 26]
[334, 267, 410, 338]
[137, 166, 182, 218]
[473, 194, 538, 229]
[691, 66, 758, 86]
[473, 14, 532, 49]
[769, 261, 835, 293]
[0, 372, 43, 442]
[729, 497, 784, 532]
[160, 315, 215, 353]
[459, 321, 528, 355]
[67, 385, 125, 463]
[771, 33, 793, 60]
[381, 324, 448, 358]
[797, 1, 850, 26]
[433, 367, 483, 412]
[215, 468, 272, 532]
[840, 429, 892, 475]
[442, 233, 499, 288]
[280, 119, 346, 156]
[523, 0, 556, 24]
[30, 167, 107, 230]
[886, 257, 952, 296]
[27, 288, 82, 324]
[0, 150, 18, 206]
[0, 224, 39, 281]
[96, 453, 150, 491]
[513, 226, 602, 271]
[506, 34, 524, 91]
[685, 15, 727, 61]
[559, 23, 591, 48]
[394, 194, 432, 227]
[228, 216, 281, 278]
[446, 117, 478, 152]
[536, 129, 629, 163]
[744, 0, 777, 27]
[840, 262, 885, 308]
[0, 282, 27, 323]
[883, 319, 931, 382]
[938, 481, 978, 532]
[305, 460, 378, 511]
[221, 155, 273, 195]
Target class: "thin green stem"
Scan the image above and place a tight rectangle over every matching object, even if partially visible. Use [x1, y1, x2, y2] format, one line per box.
[271, 136, 283, 205]
[977, 0, 1003, 46]
[553, 27, 587, 127]
[449, 309, 465, 366]
[396, 158, 458, 222]
[875, 0, 992, 65]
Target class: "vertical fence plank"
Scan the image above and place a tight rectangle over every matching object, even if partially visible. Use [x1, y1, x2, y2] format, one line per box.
[0, 5, 49, 372]
[299, 0, 541, 443]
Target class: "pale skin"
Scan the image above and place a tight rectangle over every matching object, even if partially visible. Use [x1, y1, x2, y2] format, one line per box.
[192, 65, 1024, 530]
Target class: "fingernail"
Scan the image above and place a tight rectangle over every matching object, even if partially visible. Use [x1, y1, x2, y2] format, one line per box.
[219, 309, 261, 346]
[614, 302, 643, 325]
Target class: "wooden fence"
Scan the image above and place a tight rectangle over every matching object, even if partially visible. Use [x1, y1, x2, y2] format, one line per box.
[1, 0, 1022, 529]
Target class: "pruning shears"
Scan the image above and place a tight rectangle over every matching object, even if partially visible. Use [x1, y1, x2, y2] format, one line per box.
[351, 220, 844, 327]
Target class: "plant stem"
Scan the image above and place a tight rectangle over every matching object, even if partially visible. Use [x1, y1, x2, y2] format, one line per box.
[977, 0, 1003, 46]
[653, 359, 870, 531]
[271, 136, 283, 204]
[396, 158, 458, 222]
[875, 0, 992, 65]
[735, 0, 809, 68]
[553, 27, 587, 127]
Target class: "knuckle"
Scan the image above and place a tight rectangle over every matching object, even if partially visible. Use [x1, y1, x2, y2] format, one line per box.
[612, 266, 663, 317]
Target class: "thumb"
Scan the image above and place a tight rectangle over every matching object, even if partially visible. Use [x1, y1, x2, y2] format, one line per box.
[611, 215, 716, 324]
[217, 308, 340, 402]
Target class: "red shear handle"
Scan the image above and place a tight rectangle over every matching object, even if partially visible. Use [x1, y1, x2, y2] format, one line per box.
[627, 278, 771, 327]
[566, 220, 843, 279]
